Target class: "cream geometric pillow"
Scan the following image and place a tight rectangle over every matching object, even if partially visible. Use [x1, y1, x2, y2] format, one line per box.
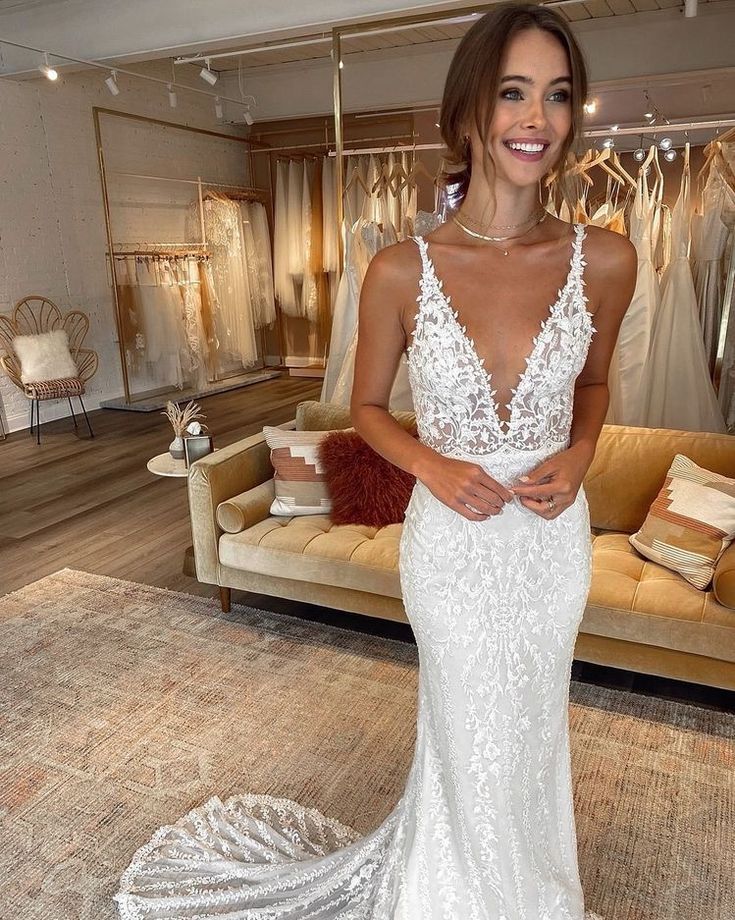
[263, 426, 353, 516]
[13, 329, 78, 384]
[629, 454, 735, 590]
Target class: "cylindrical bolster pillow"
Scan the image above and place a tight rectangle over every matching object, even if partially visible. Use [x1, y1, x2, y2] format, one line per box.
[217, 480, 276, 534]
[713, 543, 735, 610]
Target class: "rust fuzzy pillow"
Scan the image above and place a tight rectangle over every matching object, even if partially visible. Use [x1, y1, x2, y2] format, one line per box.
[318, 429, 417, 527]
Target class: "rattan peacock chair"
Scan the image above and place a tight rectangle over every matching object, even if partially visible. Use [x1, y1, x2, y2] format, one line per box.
[0, 296, 98, 444]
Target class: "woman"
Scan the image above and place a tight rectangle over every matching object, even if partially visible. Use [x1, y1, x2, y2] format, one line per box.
[114, 5, 635, 919]
[351, 5, 635, 917]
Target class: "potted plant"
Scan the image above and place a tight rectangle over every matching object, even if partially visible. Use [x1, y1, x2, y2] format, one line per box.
[162, 400, 207, 459]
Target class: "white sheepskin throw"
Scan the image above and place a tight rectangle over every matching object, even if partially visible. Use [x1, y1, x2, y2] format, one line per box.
[13, 329, 79, 384]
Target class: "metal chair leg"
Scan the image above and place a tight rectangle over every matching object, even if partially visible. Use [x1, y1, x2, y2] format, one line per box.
[29, 400, 34, 436]
[35, 399, 41, 446]
[78, 395, 94, 438]
[67, 396, 78, 430]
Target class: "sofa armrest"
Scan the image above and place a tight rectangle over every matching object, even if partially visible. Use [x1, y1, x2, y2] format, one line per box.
[713, 542, 735, 610]
[187, 429, 275, 585]
[217, 479, 276, 534]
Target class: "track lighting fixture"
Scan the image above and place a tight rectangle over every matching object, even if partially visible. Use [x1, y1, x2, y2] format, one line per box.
[200, 58, 218, 86]
[583, 100, 596, 115]
[168, 84, 177, 108]
[663, 148, 677, 161]
[38, 52, 58, 81]
[633, 134, 646, 161]
[105, 71, 120, 96]
[214, 96, 223, 120]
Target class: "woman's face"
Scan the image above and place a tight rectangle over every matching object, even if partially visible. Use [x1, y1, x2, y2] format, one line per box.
[471, 28, 573, 187]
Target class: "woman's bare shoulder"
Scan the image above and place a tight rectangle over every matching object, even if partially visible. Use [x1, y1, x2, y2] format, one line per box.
[365, 237, 423, 292]
[581, 223, 638, 319]
[583, 222, 637, 274]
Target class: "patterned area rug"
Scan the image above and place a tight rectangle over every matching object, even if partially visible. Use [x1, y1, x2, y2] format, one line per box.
[1, 568, 733, 920]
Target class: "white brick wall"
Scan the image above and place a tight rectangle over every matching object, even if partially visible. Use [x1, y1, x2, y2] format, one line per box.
[0, 63, 251, 433]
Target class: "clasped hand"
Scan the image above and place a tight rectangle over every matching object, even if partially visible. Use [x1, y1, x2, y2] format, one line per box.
[422, 446, 590, 521]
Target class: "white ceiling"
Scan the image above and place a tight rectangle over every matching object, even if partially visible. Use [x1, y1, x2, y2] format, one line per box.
[1, 0, 733, 153]
[0, 0, 473, 73]
[0, 0, 729, 76]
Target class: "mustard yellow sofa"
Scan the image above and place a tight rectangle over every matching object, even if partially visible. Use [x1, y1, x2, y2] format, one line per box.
[188, 400, 735, 691]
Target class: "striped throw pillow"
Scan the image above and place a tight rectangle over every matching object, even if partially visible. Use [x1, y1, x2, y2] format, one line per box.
[629, 454, 735, 590]
[263, 426, 352, 516]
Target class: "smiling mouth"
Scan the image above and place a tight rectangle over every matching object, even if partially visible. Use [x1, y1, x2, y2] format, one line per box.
[502, 141, 550, 153]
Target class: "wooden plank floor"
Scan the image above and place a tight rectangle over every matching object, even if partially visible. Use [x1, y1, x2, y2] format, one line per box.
[0, 375, 322, 596]
[1, 374, 733, 712]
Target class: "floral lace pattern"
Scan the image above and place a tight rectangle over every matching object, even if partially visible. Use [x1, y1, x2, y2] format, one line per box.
[114, 222, 605, 919]
[407, 223, 595, 456]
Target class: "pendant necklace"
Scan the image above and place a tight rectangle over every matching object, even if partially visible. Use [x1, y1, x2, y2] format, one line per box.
[453, 209, 548, 256]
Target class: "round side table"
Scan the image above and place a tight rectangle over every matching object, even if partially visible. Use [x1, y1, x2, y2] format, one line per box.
[147, 451, 188, 478]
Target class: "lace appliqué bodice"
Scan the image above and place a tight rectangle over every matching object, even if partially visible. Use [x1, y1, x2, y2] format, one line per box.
[407, 223, 596, 456]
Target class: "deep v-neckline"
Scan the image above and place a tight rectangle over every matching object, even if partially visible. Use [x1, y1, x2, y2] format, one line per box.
[421, 223, 583, 436]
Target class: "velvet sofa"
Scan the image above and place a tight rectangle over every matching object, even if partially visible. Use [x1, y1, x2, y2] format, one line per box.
[188, 400, 735, 691]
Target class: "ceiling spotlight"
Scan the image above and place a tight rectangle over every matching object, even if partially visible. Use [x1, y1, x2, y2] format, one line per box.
[633, 147, 646, 162]
[105, 71, 120, 96]
[38, 52, 58, 81]
[663, 148, 677, 161]
[583, 100, 596, 115]
[643, 111, 654, 119]
[243, 108, 254, 126]
[200, 58, 218, 86]
[602, 137, 615, 149]
[168, 84, 177, 108]
[214, 96, 223, 120]
[610, 124, 619, 131]
[659, 136, 673, 150]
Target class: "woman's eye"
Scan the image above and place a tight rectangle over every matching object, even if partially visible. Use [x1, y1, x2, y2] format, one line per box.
[501, 89, 570, 102]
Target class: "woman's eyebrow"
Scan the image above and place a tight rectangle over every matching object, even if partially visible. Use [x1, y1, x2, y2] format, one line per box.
[500, 75, 572, 86]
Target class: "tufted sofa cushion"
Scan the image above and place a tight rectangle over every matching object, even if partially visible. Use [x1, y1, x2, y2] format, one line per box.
[219, 515, 403, 598]
[586, 533, 735, 661]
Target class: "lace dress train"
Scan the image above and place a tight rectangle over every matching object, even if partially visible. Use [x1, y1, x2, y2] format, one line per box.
[115, 223, 604, 920]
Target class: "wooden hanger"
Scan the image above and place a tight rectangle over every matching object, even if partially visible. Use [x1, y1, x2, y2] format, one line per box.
[344, 162, 371, 198]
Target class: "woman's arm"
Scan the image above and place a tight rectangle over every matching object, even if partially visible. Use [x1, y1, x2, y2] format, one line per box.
[350, 241, 514, 520]
[349, 242, 437, 477]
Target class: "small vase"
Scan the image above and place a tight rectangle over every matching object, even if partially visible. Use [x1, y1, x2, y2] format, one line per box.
[169, 435, 185, 460]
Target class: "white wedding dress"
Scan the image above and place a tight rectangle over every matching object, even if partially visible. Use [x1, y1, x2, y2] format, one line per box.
[115, 222, 603, 920]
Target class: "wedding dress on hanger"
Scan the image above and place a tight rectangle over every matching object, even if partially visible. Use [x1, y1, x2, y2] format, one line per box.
[201, 195, 259, 367]
[328, 198, 410, 410]
[134, 257, 190, 389]
[274, 159, 299, 316]
[691, 163, 735, 374]
[301, 159, 318, 322]
[320, 181, 368, 404]
[287, 159, 305, 294]
[114, 221, 604, 920]
[606, 154, 662, 427]
[641, 146, 726, 432]
[240, 200, 277, 329]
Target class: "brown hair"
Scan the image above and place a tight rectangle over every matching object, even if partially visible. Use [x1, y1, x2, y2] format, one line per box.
[439, 2, 588, 214]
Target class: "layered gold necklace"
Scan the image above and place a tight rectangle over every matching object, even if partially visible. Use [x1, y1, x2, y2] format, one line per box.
[453, 207, 548, 256]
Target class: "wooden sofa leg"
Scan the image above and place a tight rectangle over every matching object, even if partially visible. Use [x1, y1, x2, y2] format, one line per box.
[219, 586, 231, 613]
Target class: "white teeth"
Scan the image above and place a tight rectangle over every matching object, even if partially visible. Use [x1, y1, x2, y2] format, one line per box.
[506, 142, 546, 153]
